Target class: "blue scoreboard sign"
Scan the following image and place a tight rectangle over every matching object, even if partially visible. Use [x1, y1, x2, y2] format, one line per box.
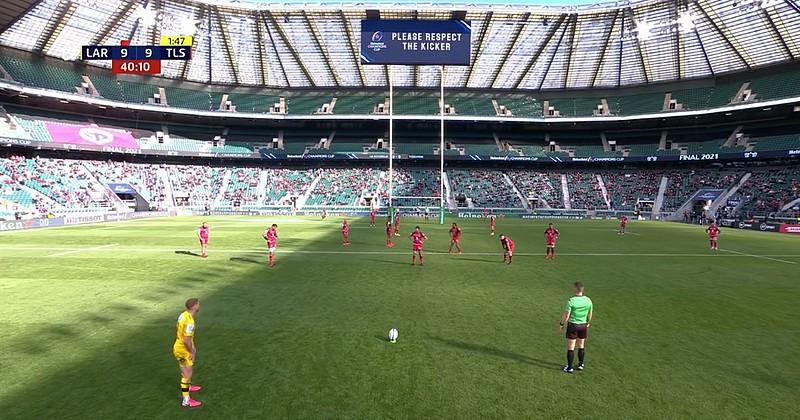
[360, 20, 471, 66]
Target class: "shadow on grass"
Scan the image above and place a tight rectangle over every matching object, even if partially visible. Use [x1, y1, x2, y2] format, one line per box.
[229, 256, 263, 265]
[455, 257, 503, 264]
[174, 250, 202, 257]
[428, 336, 561, 370]
[362, 257, 412, 266]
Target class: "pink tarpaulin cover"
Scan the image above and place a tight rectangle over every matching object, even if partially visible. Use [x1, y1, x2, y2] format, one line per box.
[45, 123, 140, 149]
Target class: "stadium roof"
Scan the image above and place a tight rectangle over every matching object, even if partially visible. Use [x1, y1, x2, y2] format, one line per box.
[0, 0, 799, 90]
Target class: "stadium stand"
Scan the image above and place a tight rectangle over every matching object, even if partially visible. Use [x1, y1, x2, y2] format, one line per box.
[448, 169, 522, 208]
[736, 167, 800, 216]
[391, 168, 440, 207]
[263, 169, 315, 205]
[565, 171, 607, 210]
[220, 168, 261, 206]
[167, 165, 224, 208]
[507, 170, 563, 208]
[87, 161, 167, 208]
[0, 156, 107, 208]
[662, 169, 742, 212]
[307, 168, 383, 206]
[602, 171, 663, 210]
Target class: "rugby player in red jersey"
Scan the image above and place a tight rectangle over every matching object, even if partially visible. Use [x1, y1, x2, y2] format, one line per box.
[370, 209, 376, 227]
[545, 223, 560, 260]
[448, 222, 463, 255]
[409, 226, 428, 266]
[489, 214, 497, 236]
[197, 222, 209, 258]
[263, 224, 278, 267]
[500, 234, 515, 264]
[706, 222, 720, 250]
[341, 218, 351, 246]
[618, 215, 629, 235]
[385, 219, 394, 248]
[394, 211, 401, 236]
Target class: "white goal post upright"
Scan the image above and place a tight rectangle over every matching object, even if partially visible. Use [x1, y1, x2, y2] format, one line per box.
[388, 65, 394, 217]
[439, 65, 445, 225]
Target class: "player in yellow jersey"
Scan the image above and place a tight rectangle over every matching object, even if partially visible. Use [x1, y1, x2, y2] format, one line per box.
[173, 298, 202, 407]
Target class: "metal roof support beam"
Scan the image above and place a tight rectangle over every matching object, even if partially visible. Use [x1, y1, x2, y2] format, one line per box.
[148, 0, 162, 45]
[464, 11, 492, 88]
[34, 0, 74, 52]
[761, 7, 794, 60]
[303, 10, 340, 86]
[488, 12, 531, 88]
[562, 14, 579, 89]
[695, 1, 750, 68]
[538, 18, 569, 91]
[252, 11, 269, 85]
[590, 10, 618, 87]
[265, 10, 315, 86]
[0, 0, 44, 36]
[617, 15, 624, 86]
[260, 11, 289, 86]
[693, 27, 714, 75]
[179, 5, 206, 79]
[626, 7, 650, 84]
[339, 11, 365, 86]
[511, 14, 566, 89]
[673, 2, 681, 79]
[214, 6, 239, 84]
[89, 1, 138, 45]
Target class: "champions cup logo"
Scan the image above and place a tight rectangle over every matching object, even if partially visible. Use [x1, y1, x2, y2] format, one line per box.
[78, 127, 115, 145]
[368, 31, 387, 52]
[744, 152, 758, 158]
[647, 156, 658, 162]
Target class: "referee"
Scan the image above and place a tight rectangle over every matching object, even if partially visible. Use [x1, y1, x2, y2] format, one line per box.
[559, 281, 593, 373]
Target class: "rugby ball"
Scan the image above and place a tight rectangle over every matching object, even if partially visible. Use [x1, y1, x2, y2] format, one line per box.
[388, 328, 398, 343]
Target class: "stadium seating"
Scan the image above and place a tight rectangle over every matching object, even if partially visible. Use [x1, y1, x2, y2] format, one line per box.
[447, 94, 496, 116]
[748, 71, 800, 101]
[307, 168, 383, 206]
[263, 169, 315, 205]
[448, 169, 522, 208]
[87, 161, 166, 207]
[602, 171, 662, 210]
[0, 156, 107, 208]
[165, 87, 220, 111]
[662, 169, 742, 212]
[750, 134, 800, 151]
[167, 165, 224, 207]
[507, 170, 563, 208]
[391, 168, 440, 207]
[565, 171, 606, 210]
[226, 92, 279, 113]
[332, 94, 382, 115]
[221, 168, 261, 206]
[0, 56, 83, 93]
[393, 93, 439, 115]
[736, 167, 800, 216]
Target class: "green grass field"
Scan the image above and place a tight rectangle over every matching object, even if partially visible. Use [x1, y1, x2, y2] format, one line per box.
[1, 216, 798, 419]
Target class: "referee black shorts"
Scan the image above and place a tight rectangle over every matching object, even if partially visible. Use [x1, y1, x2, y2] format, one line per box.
[566, 323, 588, 340]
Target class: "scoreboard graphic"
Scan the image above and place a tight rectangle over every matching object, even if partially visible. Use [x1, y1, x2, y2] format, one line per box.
[81, 35, 192, 75]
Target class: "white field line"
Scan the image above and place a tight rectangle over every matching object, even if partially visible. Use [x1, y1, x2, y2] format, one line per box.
[0, 245, 793, 259]
[586, 228, 642, 236]
[46, 243, 118, 257]
[719, 248, 798, 265]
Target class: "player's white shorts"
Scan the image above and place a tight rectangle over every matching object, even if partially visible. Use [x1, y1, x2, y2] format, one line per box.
[268, 247, 276, 253]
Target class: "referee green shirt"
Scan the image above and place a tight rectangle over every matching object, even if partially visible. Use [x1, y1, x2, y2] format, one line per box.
[565, 295, 593, 324]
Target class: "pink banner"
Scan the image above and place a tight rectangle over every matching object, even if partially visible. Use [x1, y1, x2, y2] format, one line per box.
[45, 122, 139, 149]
